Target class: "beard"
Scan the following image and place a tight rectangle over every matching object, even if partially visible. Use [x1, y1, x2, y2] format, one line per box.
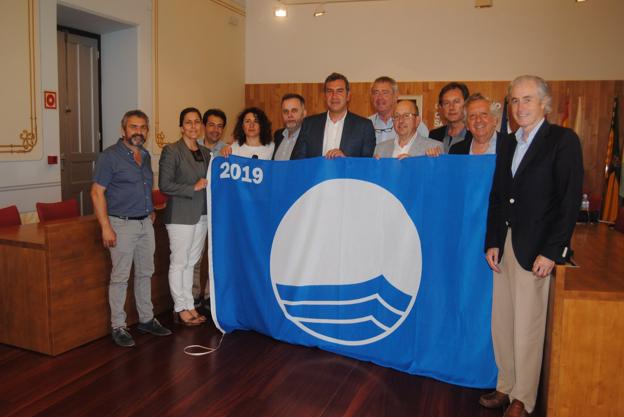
[125, 133, 145, 147]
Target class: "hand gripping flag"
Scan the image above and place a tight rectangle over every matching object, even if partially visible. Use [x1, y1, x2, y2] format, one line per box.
[208, 155, 497, 388]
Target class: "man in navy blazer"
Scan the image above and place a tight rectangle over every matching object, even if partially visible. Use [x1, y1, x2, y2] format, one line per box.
[479, 75, 583, 417]
[291, 72, 375, 159]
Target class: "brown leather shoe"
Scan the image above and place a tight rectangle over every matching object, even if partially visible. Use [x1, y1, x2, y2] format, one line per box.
[479, 390, 510, 408]
[504, 399, 529, 417]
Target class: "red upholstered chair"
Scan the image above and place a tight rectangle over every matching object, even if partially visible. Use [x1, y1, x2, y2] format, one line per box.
[0, 205, 21, 227]
[152, 189, 169, 210]
[614, 207, 624, 233]
[36, 198, 80, 222]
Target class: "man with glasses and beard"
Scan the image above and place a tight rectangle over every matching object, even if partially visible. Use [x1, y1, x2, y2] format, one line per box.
[91, 109, 172, 348]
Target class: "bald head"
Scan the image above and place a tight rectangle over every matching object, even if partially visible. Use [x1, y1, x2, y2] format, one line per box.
[392, 100, 421, 141]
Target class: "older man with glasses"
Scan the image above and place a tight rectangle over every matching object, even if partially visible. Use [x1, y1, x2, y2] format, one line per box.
[373, 100, 441, 159]
[368, 76, 429, 145]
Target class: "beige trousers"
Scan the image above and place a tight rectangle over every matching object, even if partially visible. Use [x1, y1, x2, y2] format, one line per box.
[491, 231, 550, 413]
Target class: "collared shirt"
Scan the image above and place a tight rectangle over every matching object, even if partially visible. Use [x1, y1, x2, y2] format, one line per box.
[442, 126, 467, 153]
[469, 132, 497, 155]
[322, 111, 346, 156]
[273, 127, 301, 161]
[93, 139, 153, 217]
[512, 118, 545, 177]
[369, 113, 430, 144]
[392, 135, 416, 157]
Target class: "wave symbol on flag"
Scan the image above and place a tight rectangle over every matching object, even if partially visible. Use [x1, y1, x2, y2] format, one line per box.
[270, 179, 422, 346]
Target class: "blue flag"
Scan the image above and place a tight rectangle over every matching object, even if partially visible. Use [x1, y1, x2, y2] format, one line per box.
[208, 155, 497, 388]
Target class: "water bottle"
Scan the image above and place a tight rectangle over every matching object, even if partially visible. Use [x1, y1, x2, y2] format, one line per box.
[580, 194, 589, 211]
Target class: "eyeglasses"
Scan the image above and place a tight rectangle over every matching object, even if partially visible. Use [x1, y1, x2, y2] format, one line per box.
[375, 127, 394, 134]
[392, 113, 418, 121]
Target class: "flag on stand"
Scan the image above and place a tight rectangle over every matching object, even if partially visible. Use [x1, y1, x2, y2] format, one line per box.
[573, 96, 583, 137]
[500, 97, 510, 134]
[561, 96, 570, 128]
[601, 97, 621, 223]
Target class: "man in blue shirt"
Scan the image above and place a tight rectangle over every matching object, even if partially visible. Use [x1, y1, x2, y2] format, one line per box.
[91, 109, 171, 347]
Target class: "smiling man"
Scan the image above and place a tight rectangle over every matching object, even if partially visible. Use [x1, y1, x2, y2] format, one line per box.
[481, 75, 583, 417]
[291, 72, 375, 159]
[273, 93, 307, 160]
[91, 109, 172, 347]
[201, 108, 227, 154]
[450, 93, 500, 155]
[374, 100, 441, 158]
[429, 82, 472, 153]
[368, 76, 429, 144]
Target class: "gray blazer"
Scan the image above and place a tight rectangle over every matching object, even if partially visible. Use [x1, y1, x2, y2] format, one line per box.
[374, 134, 442, 158]
[159, 139, 211, 225]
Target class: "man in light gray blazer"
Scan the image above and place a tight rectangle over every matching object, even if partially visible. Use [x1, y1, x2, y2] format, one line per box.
[374, 100, 442, 159]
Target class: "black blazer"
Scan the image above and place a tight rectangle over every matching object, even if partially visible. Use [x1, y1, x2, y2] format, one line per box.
[449, 131, 502, 154]
[291, 112, 376, 159]
[485, 121, 583, 270]
[429, 125, 473, 144]
[272, 128, 286, 160]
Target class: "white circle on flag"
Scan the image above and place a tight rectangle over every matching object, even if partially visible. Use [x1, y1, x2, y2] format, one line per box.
[270, 179, 422, 346]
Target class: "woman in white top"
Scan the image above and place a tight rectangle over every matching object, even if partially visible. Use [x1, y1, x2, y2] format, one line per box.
[221, 107, 274, 160]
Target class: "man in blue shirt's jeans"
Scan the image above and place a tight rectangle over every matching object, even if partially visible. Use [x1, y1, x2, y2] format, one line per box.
[91, 109, 171, 347]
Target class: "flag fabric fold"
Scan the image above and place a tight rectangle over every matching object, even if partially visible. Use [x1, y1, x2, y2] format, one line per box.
[601, 97, 621, 222]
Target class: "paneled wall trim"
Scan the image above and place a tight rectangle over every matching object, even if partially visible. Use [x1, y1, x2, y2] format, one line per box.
[246, 80, 624, 197]
[0, 0, 40, 159]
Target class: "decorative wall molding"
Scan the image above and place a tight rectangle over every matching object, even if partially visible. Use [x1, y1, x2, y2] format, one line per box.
[152, 0, 169, 149]
[210, 0, 246, 17]
[0, 0, 39, 154]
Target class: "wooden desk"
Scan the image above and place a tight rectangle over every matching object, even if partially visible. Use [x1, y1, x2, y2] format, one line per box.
[541, 224, 624, 417]
[0, 214, 175, 355]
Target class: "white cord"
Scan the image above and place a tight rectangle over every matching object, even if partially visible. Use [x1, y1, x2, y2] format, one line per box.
[183, 333, 225, 356]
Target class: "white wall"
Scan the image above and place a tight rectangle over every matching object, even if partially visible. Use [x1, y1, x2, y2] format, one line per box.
[0, 0, 152, 214]
[0, 0, 61, 214]
[246, 0, 624, 83]
[101, 27, 139, 148]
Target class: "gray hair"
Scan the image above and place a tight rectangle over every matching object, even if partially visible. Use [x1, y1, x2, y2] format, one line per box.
[507, 75, 552, 114]
[463, 93, 501, 119]
[121, 109, 149, 129]
[372, 76, 399, 94]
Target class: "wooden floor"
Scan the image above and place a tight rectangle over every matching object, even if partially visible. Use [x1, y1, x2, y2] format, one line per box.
[0, 312, 525, 417]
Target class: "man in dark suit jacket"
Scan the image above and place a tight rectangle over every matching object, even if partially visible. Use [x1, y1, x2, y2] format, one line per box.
[479, 76, 583, 417]
[273, 93, 307, 160]
[429, 82, 473, 153]
[291, 72, 375, 159]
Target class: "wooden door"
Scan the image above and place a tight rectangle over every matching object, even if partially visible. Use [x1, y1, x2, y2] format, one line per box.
[57, 29, 101, 215]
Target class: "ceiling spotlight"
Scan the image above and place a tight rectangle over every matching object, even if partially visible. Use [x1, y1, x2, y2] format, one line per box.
[274, 2, 287, 17]
[313, 4, 326, 17]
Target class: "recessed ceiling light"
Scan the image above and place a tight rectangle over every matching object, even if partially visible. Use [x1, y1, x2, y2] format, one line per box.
[313, 4, 326, 17]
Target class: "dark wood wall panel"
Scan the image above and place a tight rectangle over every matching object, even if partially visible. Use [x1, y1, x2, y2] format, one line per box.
[246, 80, 624, 196]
